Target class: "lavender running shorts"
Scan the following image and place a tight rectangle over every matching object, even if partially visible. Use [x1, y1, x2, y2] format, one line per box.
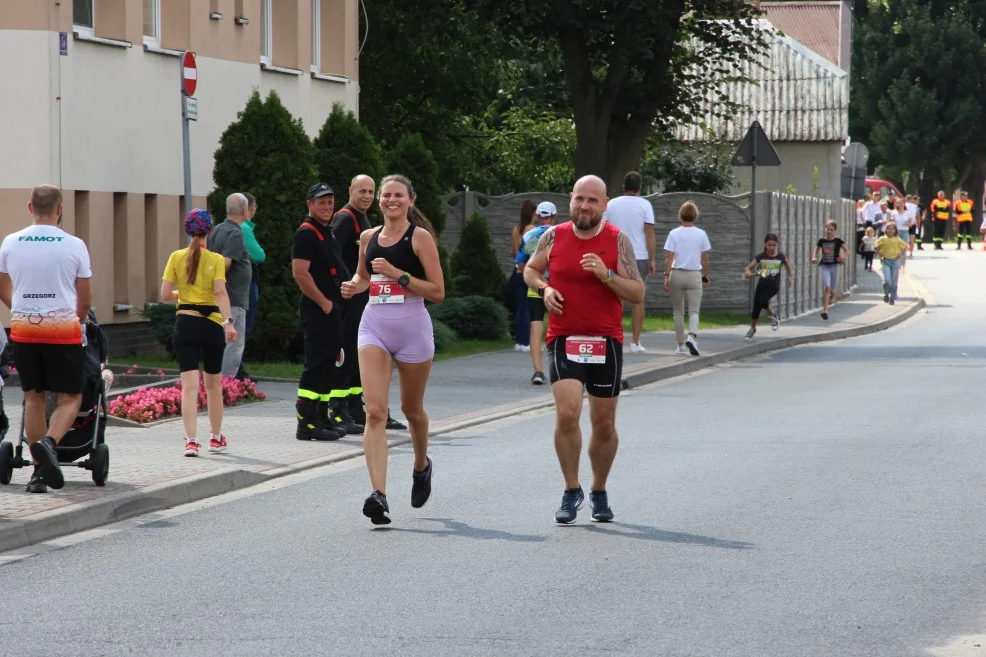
[357, 296, 435, 363]
[820, 263, 839, 291]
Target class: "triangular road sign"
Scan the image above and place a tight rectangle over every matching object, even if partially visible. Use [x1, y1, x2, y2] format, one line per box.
[731, 120, 781, 167]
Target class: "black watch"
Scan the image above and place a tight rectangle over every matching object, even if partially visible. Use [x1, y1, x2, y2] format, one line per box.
[398, 272, 411, 287]
[702, 276, 710, 284]
[537, 284, 548, 298]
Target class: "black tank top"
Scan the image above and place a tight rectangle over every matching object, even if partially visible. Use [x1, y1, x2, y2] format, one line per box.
[365, 223, 426, 279]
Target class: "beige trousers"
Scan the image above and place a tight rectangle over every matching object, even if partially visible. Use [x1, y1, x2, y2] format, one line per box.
[669, 269, 703, 344]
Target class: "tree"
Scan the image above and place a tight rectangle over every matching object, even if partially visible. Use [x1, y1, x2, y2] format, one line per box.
[208, 90, 316, 360]
[642, 139, 733, 194]
[313, 103, 385, 197]
[449, 213, 506, 300]
[387, 133, 446, 234]
[467, 0, 766, 193]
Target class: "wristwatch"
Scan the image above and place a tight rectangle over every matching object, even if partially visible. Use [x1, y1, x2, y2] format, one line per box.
[224, 317, 234, 325]
[601, 269, 616, 284]
[398, 272, 411, 287]
[537, 284, 548, 298]
[702, 276, 710, 284]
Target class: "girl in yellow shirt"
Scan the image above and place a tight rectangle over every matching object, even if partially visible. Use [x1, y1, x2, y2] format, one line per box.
[874, 222, 907, 305]
[160, 209, 237, 457]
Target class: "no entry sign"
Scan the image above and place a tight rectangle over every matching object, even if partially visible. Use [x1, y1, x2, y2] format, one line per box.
[181, 51, 197, 97]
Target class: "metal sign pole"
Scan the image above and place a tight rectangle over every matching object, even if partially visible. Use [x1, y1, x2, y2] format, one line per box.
[182, 89, 192, 221]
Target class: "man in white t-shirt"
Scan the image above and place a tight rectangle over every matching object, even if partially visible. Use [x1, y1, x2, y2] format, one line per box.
[0, 184, 93, 494]
[861, 191, 881, 226]
[602, 171, 655, 353]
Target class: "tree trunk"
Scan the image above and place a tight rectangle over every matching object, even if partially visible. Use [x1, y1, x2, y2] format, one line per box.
[573, 116, 654, 197]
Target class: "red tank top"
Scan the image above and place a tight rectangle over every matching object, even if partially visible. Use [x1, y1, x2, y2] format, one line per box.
[546, 221, 625, 344]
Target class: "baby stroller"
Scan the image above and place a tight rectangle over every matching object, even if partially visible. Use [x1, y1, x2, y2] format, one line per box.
[0, 310, 110, 487]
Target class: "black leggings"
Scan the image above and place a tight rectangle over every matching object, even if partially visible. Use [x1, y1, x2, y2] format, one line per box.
[751, 282, 779, 319]
[172, 314, 225, 374]
[863, 252, 875, 269]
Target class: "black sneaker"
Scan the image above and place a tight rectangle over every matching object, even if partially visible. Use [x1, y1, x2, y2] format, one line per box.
[554, 487, 585, 524]
[30, 437, 64, 489]
[363, 490, 391, 525]
[531, 371, 546, 385]
[25, 470, 47, 494]
[411, 456, 433, 508]
[820, 312, 829, 320]
[590, 490, 614, 522]
[386, 414, 407, 431]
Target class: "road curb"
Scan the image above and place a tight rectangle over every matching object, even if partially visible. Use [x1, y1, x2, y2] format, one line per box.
[0, 295, 925, 555]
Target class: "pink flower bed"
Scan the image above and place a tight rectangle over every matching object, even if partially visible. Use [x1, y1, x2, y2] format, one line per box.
[109, 376, 267, 424]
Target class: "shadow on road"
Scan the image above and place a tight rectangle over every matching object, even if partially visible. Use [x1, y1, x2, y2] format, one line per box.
[578, 521, 753, 550]
[374, 517, 546, 543]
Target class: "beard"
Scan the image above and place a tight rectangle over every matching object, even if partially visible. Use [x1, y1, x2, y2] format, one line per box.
[574, 212, 602, 231]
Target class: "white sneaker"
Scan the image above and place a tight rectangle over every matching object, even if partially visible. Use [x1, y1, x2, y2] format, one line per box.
[630, 342, 646, 353]
[674, 346, 689, 356]
[514, 344, 523, 352]
[519, 345, 531, 352]
[685, 334, 700, 356]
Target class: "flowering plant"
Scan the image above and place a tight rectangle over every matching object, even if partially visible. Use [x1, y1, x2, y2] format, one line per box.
[108, 376, 267, 424]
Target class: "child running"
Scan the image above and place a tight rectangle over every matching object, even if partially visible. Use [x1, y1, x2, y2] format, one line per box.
[874, 221, 908, 305]
[743, 233, 793, 339]
[811, 220, 849, 320]
[861, 227, 876, 271]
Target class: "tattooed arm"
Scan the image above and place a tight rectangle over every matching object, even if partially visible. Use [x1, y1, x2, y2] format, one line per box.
[602, 232, 645, 304]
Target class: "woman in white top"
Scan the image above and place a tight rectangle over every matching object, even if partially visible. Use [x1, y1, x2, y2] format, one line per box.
[663, 201, 711, 356]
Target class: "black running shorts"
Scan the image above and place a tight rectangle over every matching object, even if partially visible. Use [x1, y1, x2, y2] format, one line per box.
[526, 296, 546, 321]
[13, 341, 84, 394]
[172, 314, 226, 375]
[546, 336, 623, 398]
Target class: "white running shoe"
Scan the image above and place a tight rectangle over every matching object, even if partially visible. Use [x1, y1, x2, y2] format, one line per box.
[674, 346, 689, 356]
[519, 345, 531, 352]
[744, 327, 756, 340]
[630, 342, 647, 353]
[514, 344, 523, 352]
[685, 334, 700, 356]
[770, 313, 780, 331]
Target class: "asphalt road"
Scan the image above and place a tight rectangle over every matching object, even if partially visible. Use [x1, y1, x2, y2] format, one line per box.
[2, 250, 985, 657]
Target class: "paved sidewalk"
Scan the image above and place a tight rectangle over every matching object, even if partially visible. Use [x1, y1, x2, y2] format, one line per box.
[0, 265, 925, 552]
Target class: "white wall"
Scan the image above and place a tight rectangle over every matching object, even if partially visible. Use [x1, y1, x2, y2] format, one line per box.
[0, 29, 357, 196]
[730, 142, 843, 205]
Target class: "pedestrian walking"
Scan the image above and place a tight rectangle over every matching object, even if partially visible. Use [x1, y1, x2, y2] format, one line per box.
[811, 220, 848, 320]
[891, 198, 914, 270]
[510, 200, 537, 352]
[0, 184, 93, 493]
[743, 233, 792, 340]
[292, 183, 350, 442]
[160, 209, 238, 457]
[209, 193, 252, 378]
[515, 201, 557, 385]
[875, 221, 907, 305]
[522, 175, 644, 523]
[603, 171, 656, 353]
[861, 227, 877, 271]
[340, 174, 445, 525]
[905, 195, 920, 257]
[663, 201, 711, 356]
[238, 192, 266, 380]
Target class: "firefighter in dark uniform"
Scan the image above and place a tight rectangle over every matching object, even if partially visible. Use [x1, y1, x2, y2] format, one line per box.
[329, 174, 408, 432]
[930, 190, 951, 250]
[291, 183, 350, 441]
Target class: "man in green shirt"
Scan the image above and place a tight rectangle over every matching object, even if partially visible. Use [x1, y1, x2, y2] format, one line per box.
[239, 192, 266, 380]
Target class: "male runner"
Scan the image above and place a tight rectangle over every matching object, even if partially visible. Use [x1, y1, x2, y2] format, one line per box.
[291, 183, 349, 441]
[523, 175, 644, 524]
[330, 174, 407, 432]
[515, 201, 557, 385]
[0, 184, 93, 493]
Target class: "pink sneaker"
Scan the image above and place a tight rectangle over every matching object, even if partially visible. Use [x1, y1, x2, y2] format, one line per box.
[208, 435, 228, 453]
[183, 440, 200, 457]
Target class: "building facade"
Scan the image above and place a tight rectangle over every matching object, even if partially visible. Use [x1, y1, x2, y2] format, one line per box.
[0, 0, 359, 326]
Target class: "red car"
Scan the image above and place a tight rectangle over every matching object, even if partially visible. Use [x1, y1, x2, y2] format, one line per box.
[865, 178, 903, 200]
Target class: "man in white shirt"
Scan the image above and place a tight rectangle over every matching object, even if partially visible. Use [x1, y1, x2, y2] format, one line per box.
[904, 195, 920, 256]
[602, 171, 655, 352]
[0, 184, 93, 494]
[861, 191, 881, 226]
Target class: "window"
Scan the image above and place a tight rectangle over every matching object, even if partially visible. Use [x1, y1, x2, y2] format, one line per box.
[143, 0, 160, 46]
[261, 0, 272, 63]
[73, 0, 94, 34]
[312, 0, 320, 68]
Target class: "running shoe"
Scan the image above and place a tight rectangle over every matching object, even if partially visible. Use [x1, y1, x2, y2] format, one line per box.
[531, 371, 546, 385]
[519, 345, 531, 352]
[363, 490, 391, 525]
[685, 334, 700, 356]
[889, 299, 895, 305]
[674, 346, 689, 356]
[883, 293, 889, 303]
[386, 415, 407, 431]
[29, 437, 64, 489]
[589, 490, 614, 522]
[25, 470, 47, 494]
[411, 456, 433, 508]
[630, 342, 647, 353]
[744, 327, 756, 340]
[183, 440, 200, 457]
[208, 435, 228, 453]
[820, 312, 829, 320]
[770, 313, 780, 331]
[555, 486, 585, 524]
